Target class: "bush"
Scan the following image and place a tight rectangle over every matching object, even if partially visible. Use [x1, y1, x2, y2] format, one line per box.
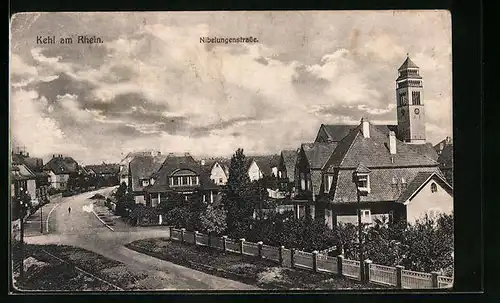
[164, 206, 191, 228]
[129, 204, 159, 226]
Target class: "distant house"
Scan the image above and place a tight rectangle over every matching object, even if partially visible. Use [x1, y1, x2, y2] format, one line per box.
[246, 155, 280, 182]
[85, 163, 120, 186]
[202, 158, 231, 186]
[11, 150, 49, 188]
[434, 137, 453, 185]
[128, 154, 166, 204]
[11, 163, 37, 202]
[119, 151, 161, 186]
[144, 153, 220, 207]
[43, 154, 79, 190]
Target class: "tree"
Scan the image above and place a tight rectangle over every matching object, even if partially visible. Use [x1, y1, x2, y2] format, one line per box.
[164, 206, 191, 228]
[223, 148, 266, 238]
[199, 205, 227, 245]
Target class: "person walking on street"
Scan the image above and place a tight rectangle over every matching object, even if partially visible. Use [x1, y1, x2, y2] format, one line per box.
[68, 207, 71, 215]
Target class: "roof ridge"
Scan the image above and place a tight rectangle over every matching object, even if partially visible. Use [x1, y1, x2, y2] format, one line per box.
[338, 127, 361, 167]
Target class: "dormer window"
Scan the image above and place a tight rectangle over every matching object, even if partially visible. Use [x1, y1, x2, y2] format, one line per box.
[324, 174, 334, 193]
[141, 179, 150, 187]
[430, 182, 438, 193]
[356, 174, 370, 194]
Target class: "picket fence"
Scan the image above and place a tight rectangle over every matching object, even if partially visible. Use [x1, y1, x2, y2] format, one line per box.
[168, 227, 453, 289]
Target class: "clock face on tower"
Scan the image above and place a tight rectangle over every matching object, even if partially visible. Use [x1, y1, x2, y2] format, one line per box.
[414, 108, 420, 115]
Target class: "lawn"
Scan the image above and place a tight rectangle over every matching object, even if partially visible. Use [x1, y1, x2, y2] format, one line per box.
[125, 238, 385, 290]
[13, 244, 149, 291]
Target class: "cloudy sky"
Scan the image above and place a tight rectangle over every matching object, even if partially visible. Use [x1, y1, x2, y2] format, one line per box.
[10, 11, 452, 164]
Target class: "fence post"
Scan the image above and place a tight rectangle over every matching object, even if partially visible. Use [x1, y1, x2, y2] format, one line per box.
[279, 246, 284, 266]
[194, 231, 198, 246]
[290, 248, 296, 269]
[257, 241, 263, 258]
[431, 271, 439, 288]
[396, 265, 405, 289]
[337, 255, 344, 276]
[239, 238, 245, 256]
[222, 236, 227, 253]
[180, 228, 185, 243]
[169, 226, 173, 240]
[363, 259, 372, 283]
[312, 251, 318, 272]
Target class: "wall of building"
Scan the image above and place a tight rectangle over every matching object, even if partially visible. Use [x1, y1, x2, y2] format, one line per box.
[27, 179, 36, 200]
[406, 179, 453, 223]
[248, 161, 263, 181]
[210, 163, 228, 185]
[134, 194, 146, 205]
[49, 172, 70, 189]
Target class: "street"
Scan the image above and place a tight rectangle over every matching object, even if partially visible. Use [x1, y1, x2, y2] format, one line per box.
[23, 187, 259, 290]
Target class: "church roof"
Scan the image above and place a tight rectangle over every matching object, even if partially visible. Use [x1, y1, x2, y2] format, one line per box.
[398, 56, 419, 70]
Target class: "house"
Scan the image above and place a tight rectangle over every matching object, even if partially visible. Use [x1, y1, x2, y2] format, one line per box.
[11, 150, 50, 188]
[143, 153, 220, 207]
[43, 154, 80, 190]
[293, 56, 453, 227]
[11, 163, 37, 202]
[246, 155, 281, 182]
[119, 150, 161, 186]
[128, 153, 167, 204]
[434, 137, 453, 185]
[276, 150, 299, 194]
[84, 163, 120, 186]
[201, 158, 231, 186]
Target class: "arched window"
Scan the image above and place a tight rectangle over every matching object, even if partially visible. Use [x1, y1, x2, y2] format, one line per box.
[431, 182, 438, 193]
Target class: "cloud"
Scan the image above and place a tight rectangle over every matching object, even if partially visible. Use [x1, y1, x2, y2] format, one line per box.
[10, 11, 453, 164]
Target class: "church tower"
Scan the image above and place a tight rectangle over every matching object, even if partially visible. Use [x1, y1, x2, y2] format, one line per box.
[396, 55, 426, 144]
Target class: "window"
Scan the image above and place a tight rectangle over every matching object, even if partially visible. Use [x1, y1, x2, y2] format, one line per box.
[412, 91, 421, 105]
[306, 173, 311, 190]
[181, 176, 189, 185]
[172, 177, 179, 186]
[361, 209, 372, 224]
[399, 92, 407, 106]
[356, 174, 370, 194]
[324, 174, 333, 193]
[430, 182, 438, 193]
[300, 173, 306, 190]
[218, 178, 223, 184]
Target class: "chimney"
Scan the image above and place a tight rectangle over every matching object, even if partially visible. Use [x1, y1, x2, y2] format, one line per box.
[361, 118, 370, 138]
[185, 152, 190, 156]
[389, 131, 397, 154]
[157, 151, 161, 156]
[53, 154, 55, 158]
[26, 152, 29, 157]
[201, 159, 206, 166]
[446, 136, 451, 144]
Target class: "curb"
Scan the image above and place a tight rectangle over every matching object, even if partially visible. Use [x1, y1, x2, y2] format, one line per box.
[91, 204, 114, 231]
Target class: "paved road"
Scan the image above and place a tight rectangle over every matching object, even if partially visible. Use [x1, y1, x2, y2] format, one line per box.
[24, 188, 258, 290]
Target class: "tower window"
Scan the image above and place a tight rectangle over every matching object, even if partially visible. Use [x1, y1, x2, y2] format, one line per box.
[412, 91, 421, 105]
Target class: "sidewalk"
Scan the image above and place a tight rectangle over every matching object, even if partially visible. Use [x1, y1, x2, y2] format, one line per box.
[23, 198, 61, 237]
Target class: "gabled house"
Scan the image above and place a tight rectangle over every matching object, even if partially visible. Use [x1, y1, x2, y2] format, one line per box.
[144, 153, 220, 207]
[43, 154, 79, 190]
[128, 154, 167, 204]
[119, 150, 161, 186]
[202, 158, 231, 186]
[434, 136, 453, 185]
[277, 150, 298, 192]
[11, 163, 37, 202]
[292, 56, 453, 227]
[246, 155, 281, 182]
[85, 163, 120, 186]
[11, 150, 49, 188]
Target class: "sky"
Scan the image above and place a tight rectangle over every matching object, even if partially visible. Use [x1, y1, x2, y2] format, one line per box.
[10, 11, 452, 165]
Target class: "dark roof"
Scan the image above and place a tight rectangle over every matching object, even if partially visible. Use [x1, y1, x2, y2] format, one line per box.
[355, 163, 371, 174]
[326, 122, 438, 170]
[43, 156, 79, 174]
[407, 143, 439, 161]
[280, 150, 298, 181]
[146, 155, 218, 193]
[330, 167, 444, 203]
[85, 164, 120, 175]
[434, 138, 453, 169]
[318, 124, 398, 143]
[398, 56, 419, 70]
[247, 155, 281, 176]
[302, 142, 338, 170]
[129, 155, 167, 192]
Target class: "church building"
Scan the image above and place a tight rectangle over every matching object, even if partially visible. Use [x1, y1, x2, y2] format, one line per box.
[293, 56, 453, 227]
